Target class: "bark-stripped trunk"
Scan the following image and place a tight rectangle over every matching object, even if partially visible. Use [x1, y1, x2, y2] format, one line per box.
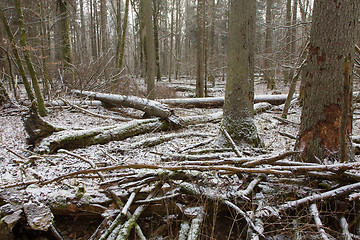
[297, 0, 359, 163]
[222, 0, 260, 146]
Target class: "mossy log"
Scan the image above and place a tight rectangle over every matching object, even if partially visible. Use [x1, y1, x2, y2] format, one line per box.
[30, 102, 270, 154]
[34, 112, 223, 154]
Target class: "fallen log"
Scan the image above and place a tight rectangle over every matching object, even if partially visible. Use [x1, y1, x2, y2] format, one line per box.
[72, 90, 182, 126]
[30, 103, 269, 154]
[34, 112, 222, 154]
[160, 94, 296, 108]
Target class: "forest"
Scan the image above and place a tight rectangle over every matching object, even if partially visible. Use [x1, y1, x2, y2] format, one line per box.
[0, 0, 360, 239]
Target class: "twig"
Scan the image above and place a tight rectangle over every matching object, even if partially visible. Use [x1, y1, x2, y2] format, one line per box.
[242, 151, 300, 167]
[220, 127, 243, 157]
[273, 116, 300, 126]
[178, 138, 214, 153]
[309, 203, 330, 240]
[278, 131, 297, 139]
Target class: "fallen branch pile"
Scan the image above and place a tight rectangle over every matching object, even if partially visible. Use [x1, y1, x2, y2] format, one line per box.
[2, 148, 360, 239]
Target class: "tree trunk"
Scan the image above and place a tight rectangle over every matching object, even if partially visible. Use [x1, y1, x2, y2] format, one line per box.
[297, 0, 359, 163]
[264, 0, 275, 89]
[0, 6, 34, 102]
[58, 0, 72, 68]
[153, 0, 161, 82]
[14, 0, 47, 116]
[79, 0, 87, 58]
[100, 0, 107, 54]
[117, 0, 129, 71]
[0, 77, 10, 106]
[90, 0, 98, 59]
[222, 0, 260, 146]
[142, 0, 156, 99]
[196, 0, 205, 97]
[168, 0, 175, 82]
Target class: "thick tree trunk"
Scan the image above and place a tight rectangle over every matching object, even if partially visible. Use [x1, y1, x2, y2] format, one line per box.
[222, 0, 260, 146]
[297, 0, 359, 163]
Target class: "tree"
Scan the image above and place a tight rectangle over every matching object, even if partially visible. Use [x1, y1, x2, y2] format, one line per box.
[221, 0, 260, 146]
[196, 0, 205, 97]
[142, 0, 156, 99]
[58, 0, 72, 68]
[264, 0, 275, 89]
[0, 6, 35, 102]
[297, 0, 359, 163]
[14, 0, 47, 116]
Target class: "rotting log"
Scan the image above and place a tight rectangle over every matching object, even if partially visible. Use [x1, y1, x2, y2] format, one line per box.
[29, 103, 269, 154]
[72, 90, 182, 126]
[160, 94, 296, 108]
[34, 112, 222, 154]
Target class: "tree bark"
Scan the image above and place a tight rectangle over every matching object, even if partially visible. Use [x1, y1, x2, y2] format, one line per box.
[58, 0, 72, 68]
[14, 0, 47, 116]
[0, 6, 34, 102]
[196, 0, 205, 97]
[264, 0, 275, 89]
[222, 0, 260, 146]
[117, 0, 129, 71]
[142, 0, 156, 99]
[297, 0, 359, 163]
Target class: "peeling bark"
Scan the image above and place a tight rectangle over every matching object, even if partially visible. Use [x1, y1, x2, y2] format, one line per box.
[297, 0, 358, 162]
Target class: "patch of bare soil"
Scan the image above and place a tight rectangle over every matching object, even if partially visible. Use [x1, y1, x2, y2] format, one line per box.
[0, 78, 360, 239]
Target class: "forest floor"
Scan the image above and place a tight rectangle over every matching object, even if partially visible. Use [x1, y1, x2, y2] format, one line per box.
[1, 77, 360, 239]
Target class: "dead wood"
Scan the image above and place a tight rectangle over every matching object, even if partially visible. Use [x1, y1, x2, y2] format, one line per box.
[256, 182, 360, 218]
[33, 112, 222, 154]
[160, 94, 296, 108]
[72, 90, 182, 126]
[180, 182, 265, 238]
[60, 98, 131, 122]
[309, 203, 330, 240]
[22, 103, 64, 145]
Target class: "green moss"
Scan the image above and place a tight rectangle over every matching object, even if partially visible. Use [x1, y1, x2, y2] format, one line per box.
[222, 117, 261, 147]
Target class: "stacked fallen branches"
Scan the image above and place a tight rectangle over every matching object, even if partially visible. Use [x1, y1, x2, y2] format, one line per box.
[2, 150, 360, 239]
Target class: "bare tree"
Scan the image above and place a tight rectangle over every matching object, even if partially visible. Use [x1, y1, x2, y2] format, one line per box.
[222, 0, 260, 146]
